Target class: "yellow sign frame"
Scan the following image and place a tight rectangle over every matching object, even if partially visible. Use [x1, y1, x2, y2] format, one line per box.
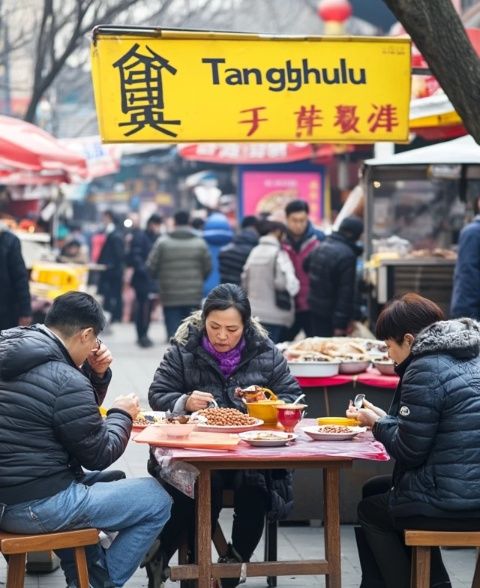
[91, 27, 411, 144]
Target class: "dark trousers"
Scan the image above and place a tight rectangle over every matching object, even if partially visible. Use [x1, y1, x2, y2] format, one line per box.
[357, 475, 480, 588]
[159, 470, 268, 564]
[262, 323, 284, 344]
[310, 314, 333, 337]
[100, 273, 123, 323]
[163, 306, 198, 340]
[134, 290, 153, 340]
[283, 310, 315, 341]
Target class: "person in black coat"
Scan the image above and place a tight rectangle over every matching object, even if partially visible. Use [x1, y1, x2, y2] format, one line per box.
[128, 214, 163, 347]
[347, 293, 480, 588]
[98, 210, 125, 323]
[219, 215, 259, 285]
[0, 222, 31, 330]
[147, 283, 301, 588]
[304, 216, 363, 337]
[0, 291, 171, 588]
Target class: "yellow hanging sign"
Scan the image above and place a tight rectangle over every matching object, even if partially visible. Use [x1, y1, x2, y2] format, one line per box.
[91, 28, 411, 144]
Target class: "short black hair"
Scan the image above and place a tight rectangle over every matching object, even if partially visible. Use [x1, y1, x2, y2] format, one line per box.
[45, 291, 106, 338]
[147, 214, 163, 226]
[174, 210, 190, 226]
[191, 217, 205, 230]
[285, 200, 309, 216]
[257, 219, 287, 237]
[202, 283, 251, 327]
[241, 215, 258, 230]
[103, 209, 117, 224]
[376, 292, 444, 343]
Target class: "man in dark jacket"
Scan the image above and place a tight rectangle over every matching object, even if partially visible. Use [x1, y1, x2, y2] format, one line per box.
[0, 291, 171, 588]
[218, 215, 259, 285]
[451, 212, 480, 319]
[98, 210, 125, 323]
[0, 220, 32, 330]
[128, 213, 163, 348]
[305, 216, 363, 337]
[147, 210, 211, 339]
[283, 200, 324, 339]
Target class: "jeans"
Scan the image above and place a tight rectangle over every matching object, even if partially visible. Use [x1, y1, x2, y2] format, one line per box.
[163, 306, 198, 340]
[0, 476, 172, 587]
[261, 323, 284, 344]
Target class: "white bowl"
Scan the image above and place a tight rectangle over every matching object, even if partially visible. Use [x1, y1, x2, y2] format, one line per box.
[154, 423, 197, 439]
[339, 360, 371, 375]
[287, 361, 340, 378]
[373, 361, 396, 376]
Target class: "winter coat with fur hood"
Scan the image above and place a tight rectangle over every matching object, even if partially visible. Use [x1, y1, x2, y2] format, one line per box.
[373, 318, 480, 518]
[149, 311, 301, 412]
[148, 311, 302, 520]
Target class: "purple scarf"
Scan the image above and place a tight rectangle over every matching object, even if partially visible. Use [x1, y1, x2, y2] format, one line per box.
[201, 335, 246, 378]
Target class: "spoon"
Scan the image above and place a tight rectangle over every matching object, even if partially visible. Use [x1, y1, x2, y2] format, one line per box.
[353, 393, 365, 409]
[292, 394, 306, 405]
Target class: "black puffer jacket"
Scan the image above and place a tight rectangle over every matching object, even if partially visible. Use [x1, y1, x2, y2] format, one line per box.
[0, 325, 132, 506]
[148, 313, 301, 520]
[0, 227, 31, 329]
[304, 233, 360, 329]
[373, 318, 480, 518]
[219, 228, 258, 286]
[149, 312, 300, 411]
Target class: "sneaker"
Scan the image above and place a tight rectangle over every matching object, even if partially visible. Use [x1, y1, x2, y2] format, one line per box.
[142, 540, 169, 588]
[138, 336, 154, 348]
[218, 544, 245, 588]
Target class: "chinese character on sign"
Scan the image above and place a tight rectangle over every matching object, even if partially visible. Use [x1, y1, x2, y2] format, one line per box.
[367, 104, 399, 133]
[294, 105, 323, 138]
[113, 43, 181, 137]
[239, 107, 268, 137]
[334, 105, 360, 133]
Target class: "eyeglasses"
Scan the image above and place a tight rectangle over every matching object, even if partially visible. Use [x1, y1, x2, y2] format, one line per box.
[95, 337, 102, 353]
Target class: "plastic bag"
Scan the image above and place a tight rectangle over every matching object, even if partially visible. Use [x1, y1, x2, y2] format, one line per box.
[153, 447, 199, 498]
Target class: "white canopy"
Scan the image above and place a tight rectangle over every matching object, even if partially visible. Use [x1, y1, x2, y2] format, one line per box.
[365, 135, 480, 167]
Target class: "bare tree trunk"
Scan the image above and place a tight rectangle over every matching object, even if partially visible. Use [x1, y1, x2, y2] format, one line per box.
[384, 0, 480, 143]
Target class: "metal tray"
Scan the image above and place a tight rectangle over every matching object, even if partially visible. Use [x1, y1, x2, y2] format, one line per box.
[287, 361, 340, 378]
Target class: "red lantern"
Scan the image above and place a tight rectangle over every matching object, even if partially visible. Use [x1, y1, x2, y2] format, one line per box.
[318, 0, 352, 23]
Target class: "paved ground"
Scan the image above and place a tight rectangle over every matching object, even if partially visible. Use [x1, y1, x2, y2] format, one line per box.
[1, 320, 477, 587]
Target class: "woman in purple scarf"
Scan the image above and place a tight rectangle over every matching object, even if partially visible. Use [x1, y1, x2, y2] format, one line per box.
[147, 284, 301, 588]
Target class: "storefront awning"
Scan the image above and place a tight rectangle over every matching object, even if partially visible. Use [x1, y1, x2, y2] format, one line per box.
[0, 116, 87, 183]
[177, 142, 347, 164]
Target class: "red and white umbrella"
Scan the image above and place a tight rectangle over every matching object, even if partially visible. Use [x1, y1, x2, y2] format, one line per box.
[0, 116, 87, 183]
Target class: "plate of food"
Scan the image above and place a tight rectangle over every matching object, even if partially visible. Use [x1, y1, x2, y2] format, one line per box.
[239, 431, 297, 447]
[132, 411, 166, 430]
[303, 424, 366, 441]
[193, 407, 263, 433]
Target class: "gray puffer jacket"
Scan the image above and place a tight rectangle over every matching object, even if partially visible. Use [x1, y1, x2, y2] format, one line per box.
[373, 318, 480, 518]
[0, 325, 132, 505]
[149, 312, 301, 411]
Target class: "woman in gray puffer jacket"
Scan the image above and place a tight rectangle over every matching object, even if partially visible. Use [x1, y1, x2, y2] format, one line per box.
[349, 293, 480, 588]
[147, 284, 301, 588]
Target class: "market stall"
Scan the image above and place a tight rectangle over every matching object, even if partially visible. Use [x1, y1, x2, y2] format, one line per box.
[362, 134, 480, 320]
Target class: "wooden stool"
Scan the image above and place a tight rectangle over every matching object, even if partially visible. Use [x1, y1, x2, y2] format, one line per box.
[405, 530, 480, 588]
[0, 528, 99, 588]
